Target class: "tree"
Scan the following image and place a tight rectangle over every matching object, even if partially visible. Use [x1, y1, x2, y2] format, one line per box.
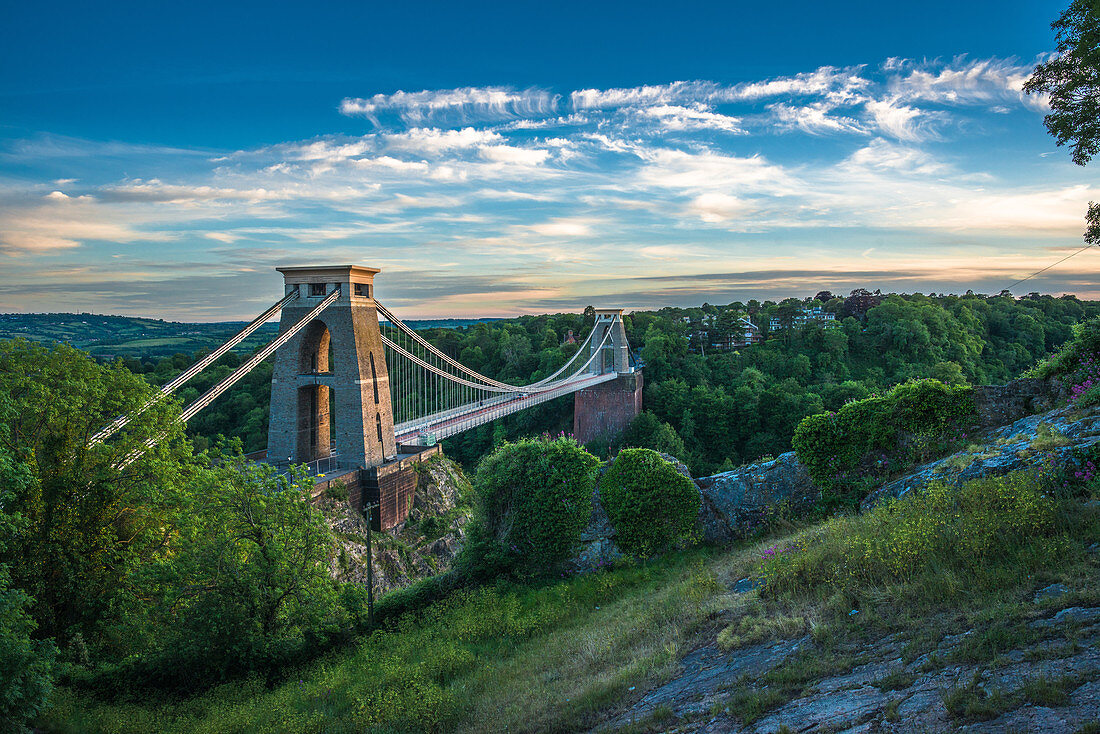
[138, 455, 342, 686]
[0, 339, 194, 650]
[0, 467, 56, 734]
[1025, 0, 1100, 242]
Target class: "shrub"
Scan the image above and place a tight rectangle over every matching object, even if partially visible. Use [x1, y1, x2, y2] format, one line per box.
[1030, 316, 1100, 381]
[759, 471, 1056, 599]
[600, 449, 700, 557]
[324, 480, 349, 502]
[792, 379, 977, 507]
[459, 436, 598, 580]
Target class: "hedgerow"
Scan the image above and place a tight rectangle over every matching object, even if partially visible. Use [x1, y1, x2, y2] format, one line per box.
[459, 436, 598, 580]
[792, 379, 977, 507]
[600, 449, 700, 557]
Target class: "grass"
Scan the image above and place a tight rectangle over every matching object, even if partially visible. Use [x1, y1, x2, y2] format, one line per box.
[39, 552, 733, 734]
[40, 470, 1100, 733]
[943, 671, 1014, 723]
[1031, 422, 1071, 451]
[872, 670, 917, 691]
[716, 605, 806, 651]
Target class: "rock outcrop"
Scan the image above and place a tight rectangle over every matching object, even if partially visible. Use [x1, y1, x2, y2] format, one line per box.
[972, 376, 1068, 428]
[863, 401, 1100, 509]
[696, 453, 820, 544]
[322, 455, 471, 598]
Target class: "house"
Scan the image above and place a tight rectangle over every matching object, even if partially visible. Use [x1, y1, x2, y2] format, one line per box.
[687, 314, 762, 351]
[770, 305, 839, 331]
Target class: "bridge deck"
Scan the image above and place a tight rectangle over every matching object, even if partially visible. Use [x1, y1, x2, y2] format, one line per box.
[394, 371, 623, 445]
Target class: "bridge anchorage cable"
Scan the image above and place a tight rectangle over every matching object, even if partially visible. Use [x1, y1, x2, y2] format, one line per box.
[115, 286, 341, 469]
[89, 289, 301, 447]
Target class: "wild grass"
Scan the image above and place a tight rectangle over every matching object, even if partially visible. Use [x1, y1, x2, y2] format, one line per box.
[1031, 423, 1071, 451]
[39, 552, 730, 734]
[40, 469, 1100, 733]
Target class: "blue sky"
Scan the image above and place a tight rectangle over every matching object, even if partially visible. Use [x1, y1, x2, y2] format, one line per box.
[1, 0, 1096, 320]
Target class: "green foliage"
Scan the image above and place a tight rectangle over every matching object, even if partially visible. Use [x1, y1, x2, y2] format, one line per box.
[0, 338, 194, 652]
[460, 436, 598, 580]
[759, 472, 1057, 599]
[600, 449, 700, 556]
[1024, 0, 1100, 166]
[324, 479, 349, 502]
[619, 411, 688, 460]
[41, 553, 712, 734]
[124, 455, 346, 690]
[1030, 316, 1100, 378]
[792, 379, 977, 506]
[0, 481, 56, 734]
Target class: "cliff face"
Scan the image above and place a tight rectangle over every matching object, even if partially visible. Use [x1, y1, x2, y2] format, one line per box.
[320, 456, 472, 598]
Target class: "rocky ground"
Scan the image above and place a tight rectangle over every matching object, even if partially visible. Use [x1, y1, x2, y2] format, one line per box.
[320, 455, 471, 597]
[594, 383, 1100, 734]
[602, 569, 1100, 733]
[864, 400, 1100, 508]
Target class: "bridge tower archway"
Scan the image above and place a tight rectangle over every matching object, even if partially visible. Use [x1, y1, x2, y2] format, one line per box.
[267, 266, 396, 468]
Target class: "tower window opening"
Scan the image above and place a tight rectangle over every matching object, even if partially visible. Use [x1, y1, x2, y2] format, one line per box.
[354, 283, 370, 297]
[310, 283, 327, 297]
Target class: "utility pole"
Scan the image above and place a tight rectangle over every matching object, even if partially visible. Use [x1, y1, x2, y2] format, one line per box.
[364, 501, 379, 626]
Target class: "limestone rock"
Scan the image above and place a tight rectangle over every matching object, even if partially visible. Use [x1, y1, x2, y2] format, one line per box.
[972, 376, 1067, 428]
[862, 401, 1100, 510]
[696, 452, 820, 544]
[323, 455, 470, 599]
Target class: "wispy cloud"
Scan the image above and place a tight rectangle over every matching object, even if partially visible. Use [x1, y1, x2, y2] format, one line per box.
[2, 54, 1094, 318]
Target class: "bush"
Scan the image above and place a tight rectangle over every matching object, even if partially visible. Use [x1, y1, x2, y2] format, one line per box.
[1030, 316, 1100, 381]
[792, 379, 977, 507]
[324, 480, 349, 502]
[759, 472, 1056, 599]
[459, 436, 599, 580]
[600, 449, 700, 556]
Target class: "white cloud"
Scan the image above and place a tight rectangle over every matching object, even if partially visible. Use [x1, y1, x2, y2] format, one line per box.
[478, 145, 551, 166]
[687, 193, 751, 223]
[636, 149, 797, 195]
[841, 138, 946, 176]
[769, 102, 866, 135]
[888, 57, 1040, 109]
[522, 218, 593, 237]
[639, 104, 745, 133]
[863, 99, 930, 141]
[384, 127, 503, 155]
[340, 86, 557, 125]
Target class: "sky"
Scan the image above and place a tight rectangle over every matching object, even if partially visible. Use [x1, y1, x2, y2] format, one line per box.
[1, 0, 1097, 320]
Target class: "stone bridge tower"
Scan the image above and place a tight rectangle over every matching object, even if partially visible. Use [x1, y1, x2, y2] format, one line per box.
[574, 308, 643, 445]
[267, 265, 397, 469]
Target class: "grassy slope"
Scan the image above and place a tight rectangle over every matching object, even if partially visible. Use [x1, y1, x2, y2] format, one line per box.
[40, 552, 740, 733]
[40, 471, 1100, 733]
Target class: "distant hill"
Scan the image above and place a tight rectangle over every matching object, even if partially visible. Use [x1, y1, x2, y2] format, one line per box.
[0, 312, 505, 360]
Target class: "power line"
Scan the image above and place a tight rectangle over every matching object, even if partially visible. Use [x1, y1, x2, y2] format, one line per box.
[1003, 243, 1098, 292]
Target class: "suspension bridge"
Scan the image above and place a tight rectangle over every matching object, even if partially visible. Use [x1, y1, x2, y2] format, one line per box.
[95, 264, 642, 528]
